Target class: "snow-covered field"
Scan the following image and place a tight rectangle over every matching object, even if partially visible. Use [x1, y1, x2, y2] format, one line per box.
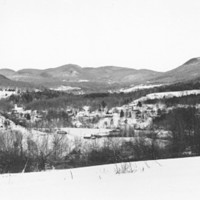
[50, 85, 81, 91]
[61, 127, 111, 138]
[137, 89, 200, 102]
[120, 84, 162, 93]
[1, 156, 200, 200]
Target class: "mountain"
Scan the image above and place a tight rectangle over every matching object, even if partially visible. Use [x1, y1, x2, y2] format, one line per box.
[1, 57, 200, 91]
[0, 68, 15, 77]
[0, 64, 162, 86]
[0, 73, 37, 89]
[83, 66, 160, 83]
[152, 57, 200, 83]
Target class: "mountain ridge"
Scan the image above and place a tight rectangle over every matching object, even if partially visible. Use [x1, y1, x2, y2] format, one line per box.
[1, 57, 200, 90]
[0, 64, 162, 86]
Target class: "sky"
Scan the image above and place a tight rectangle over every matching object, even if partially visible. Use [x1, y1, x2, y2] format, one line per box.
[0, 0, 200, 72]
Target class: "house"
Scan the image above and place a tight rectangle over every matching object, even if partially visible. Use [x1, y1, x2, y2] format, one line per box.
[12, 104, 24, 113]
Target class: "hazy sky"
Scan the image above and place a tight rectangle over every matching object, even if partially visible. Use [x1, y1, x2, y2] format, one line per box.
[0, 0, 200, 71]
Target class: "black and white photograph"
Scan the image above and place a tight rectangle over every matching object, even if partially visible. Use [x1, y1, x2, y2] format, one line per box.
[0, 0, 200, 199]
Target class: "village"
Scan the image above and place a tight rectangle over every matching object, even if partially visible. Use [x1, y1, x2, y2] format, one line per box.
[1, 96, 166, 140]
[1, 88, 199, 142]
[0, 87, 198, 172]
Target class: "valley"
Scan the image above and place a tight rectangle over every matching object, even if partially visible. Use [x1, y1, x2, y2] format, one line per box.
[0, 57, 200, 174]
[1, 0, 200, 199]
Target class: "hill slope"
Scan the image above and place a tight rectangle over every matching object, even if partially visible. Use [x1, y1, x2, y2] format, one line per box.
[153, 57, 200, 83]
[0, 73, 39, 89]
[0, 156, 199, 200]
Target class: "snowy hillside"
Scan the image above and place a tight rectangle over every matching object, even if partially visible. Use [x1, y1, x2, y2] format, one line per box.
[119, 84, 162, 93]
[135, 89, 200, 103]
[1, 156, 200, 200]
[0, 89, 17, 99]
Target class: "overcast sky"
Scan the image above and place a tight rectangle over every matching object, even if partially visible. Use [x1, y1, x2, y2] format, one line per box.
[0, 0, 200, 71]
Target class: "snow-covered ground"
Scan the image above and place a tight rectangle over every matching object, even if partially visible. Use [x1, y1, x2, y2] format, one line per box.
[1, 156, 200, 200]
[137, 89, 200, 102]
[60, 127, 111, 138]
[0, 90, 17, 99]
[50, 85, 81, 91]
[78, 79, 89, 82]
[120, 84, 162, 93]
